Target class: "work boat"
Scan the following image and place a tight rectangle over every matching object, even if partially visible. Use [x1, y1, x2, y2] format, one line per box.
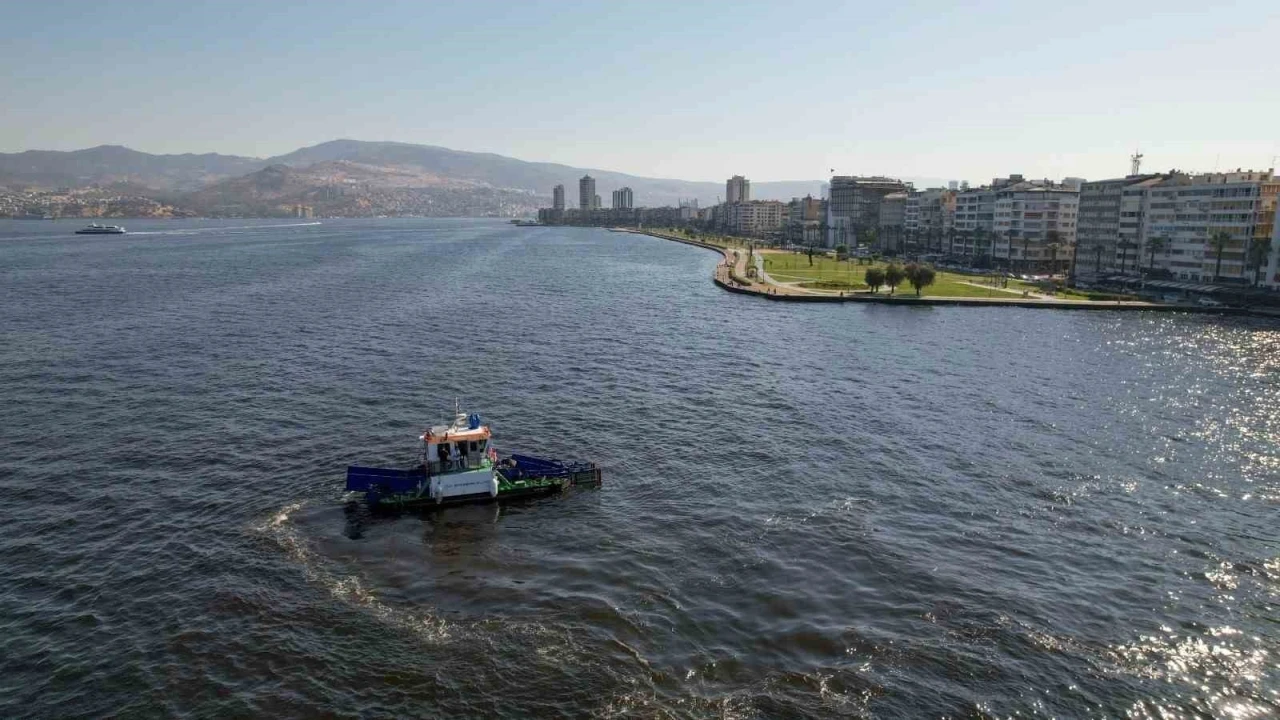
[345, 407, 601, 511]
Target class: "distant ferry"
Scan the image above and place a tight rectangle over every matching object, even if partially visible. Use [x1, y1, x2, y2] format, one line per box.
[75, 224, 126, 235]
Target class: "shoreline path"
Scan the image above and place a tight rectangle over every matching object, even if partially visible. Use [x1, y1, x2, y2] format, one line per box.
[612, 228, 1254, 314]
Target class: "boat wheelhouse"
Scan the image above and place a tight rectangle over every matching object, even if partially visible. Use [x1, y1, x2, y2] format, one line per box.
[419, 410, 500, 501]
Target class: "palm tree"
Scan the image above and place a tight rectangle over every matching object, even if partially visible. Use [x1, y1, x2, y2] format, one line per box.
[1145, 235, 1168, 276]
[1044, 230, 1062, 274]
[1247, 236, 1270, 287]
[863, 227, 878, 257]
[1118, 239, 1131, 275]
[946, 227, 956, 259]
[1210, 230, 1231, 282]
[1021, 235, 1032, 274]
[1046, 243, 1061, 276]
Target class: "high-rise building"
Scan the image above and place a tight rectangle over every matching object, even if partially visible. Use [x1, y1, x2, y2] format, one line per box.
[553, 184, 565, 211]
[826, 176, 910, 247]
[579, 175, 596, 211]
[593, 194, 602, 210]
[726, 175, 750, 204]
[612, 187, 634, 210]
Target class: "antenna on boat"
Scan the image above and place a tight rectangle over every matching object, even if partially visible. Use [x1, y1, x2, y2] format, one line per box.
[455, 397, 461, 417]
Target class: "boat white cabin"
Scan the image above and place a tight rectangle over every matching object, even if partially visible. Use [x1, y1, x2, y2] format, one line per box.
[418, 409, 499, 500]
[421, 410, 495, 473]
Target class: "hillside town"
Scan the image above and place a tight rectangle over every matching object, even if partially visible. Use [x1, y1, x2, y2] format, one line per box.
[537, 158, 1280, 292]
[0, 186, 194, 219]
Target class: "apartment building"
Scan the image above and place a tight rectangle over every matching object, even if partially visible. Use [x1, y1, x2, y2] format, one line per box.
[612, 187, 634, 210]
[725, 200, 786, 236]
[1265, 209, 1280, 289]
[953, 175, 1041, 260]
[827, 176, 910, 247]
[1074, 175, 1166, 280]
[879, 192, 907, 251]
[904, 188, 956, 253]
[786, 195, 824, 244]
[1140, 170, 1279, 283]
[991, 181, 1079, 272]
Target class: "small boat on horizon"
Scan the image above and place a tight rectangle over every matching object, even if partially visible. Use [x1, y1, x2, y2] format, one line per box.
[75, 223, 126, 235]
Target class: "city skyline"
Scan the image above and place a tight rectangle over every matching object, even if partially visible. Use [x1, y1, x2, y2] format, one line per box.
[1, 2, 1277, 184]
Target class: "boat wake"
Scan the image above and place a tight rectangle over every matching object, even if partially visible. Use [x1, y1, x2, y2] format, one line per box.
[252, 500, 455, 643]
[128, 222, 322, 236]
[253, 500, 592, 653]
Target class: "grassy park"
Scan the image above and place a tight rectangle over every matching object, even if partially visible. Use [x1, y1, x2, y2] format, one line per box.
[761, 251, 1043, 298]
[638, 230, 1149, 302]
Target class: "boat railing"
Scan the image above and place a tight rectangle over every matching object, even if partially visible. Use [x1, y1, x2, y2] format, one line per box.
[425, 458, 483, 475]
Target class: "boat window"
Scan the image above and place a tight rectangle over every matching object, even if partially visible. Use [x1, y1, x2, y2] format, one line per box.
[478, 440, 487, 453]
[469, 441, 478, 452]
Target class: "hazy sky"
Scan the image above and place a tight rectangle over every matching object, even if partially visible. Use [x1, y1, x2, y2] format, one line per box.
[2, 1, 1277, 183]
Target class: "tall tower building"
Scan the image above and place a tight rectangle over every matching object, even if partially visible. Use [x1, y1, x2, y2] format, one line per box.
[726, 175, 750, 204]
[612, 187, 634, 209]
[552, 184, 565, 210]
[579, 175, 596, 211]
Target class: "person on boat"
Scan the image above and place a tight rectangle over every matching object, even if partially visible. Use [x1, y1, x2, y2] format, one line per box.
[436, 442, 450, 471]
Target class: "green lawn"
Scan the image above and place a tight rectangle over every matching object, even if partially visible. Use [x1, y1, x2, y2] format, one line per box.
[648, 228, 750, 249]
[763, 252, 1042, 298]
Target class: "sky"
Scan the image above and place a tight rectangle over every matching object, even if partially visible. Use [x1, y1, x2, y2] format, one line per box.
[2, 0, 1278, 184]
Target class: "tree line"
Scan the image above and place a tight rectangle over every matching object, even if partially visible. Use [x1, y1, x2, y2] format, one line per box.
[864, 263, 936, 297]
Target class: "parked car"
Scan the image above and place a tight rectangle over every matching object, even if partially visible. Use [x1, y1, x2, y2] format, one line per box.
[1196, 297, 1222, 307]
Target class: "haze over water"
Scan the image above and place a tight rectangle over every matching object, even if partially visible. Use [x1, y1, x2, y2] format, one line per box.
[1, 218, 1277, 718]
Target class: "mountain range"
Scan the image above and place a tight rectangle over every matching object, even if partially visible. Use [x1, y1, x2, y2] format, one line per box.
[0, 140, 834, 217]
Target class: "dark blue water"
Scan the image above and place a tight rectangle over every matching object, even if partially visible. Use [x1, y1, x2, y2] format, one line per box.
[1, 218, 1277, 718]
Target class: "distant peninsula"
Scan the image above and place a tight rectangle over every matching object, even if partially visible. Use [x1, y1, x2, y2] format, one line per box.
[0, 140, 827, 219]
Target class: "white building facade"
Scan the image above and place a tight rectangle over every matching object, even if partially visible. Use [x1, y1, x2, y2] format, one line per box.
[991, 182, 1079, 271]
[1266, 208, 1280, 289]
[1139, 170, 1279, 284]
[725, 200, 785, 236]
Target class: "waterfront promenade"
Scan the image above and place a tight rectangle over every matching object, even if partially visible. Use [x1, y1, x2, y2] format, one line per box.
[618, 228, 1249, 314]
